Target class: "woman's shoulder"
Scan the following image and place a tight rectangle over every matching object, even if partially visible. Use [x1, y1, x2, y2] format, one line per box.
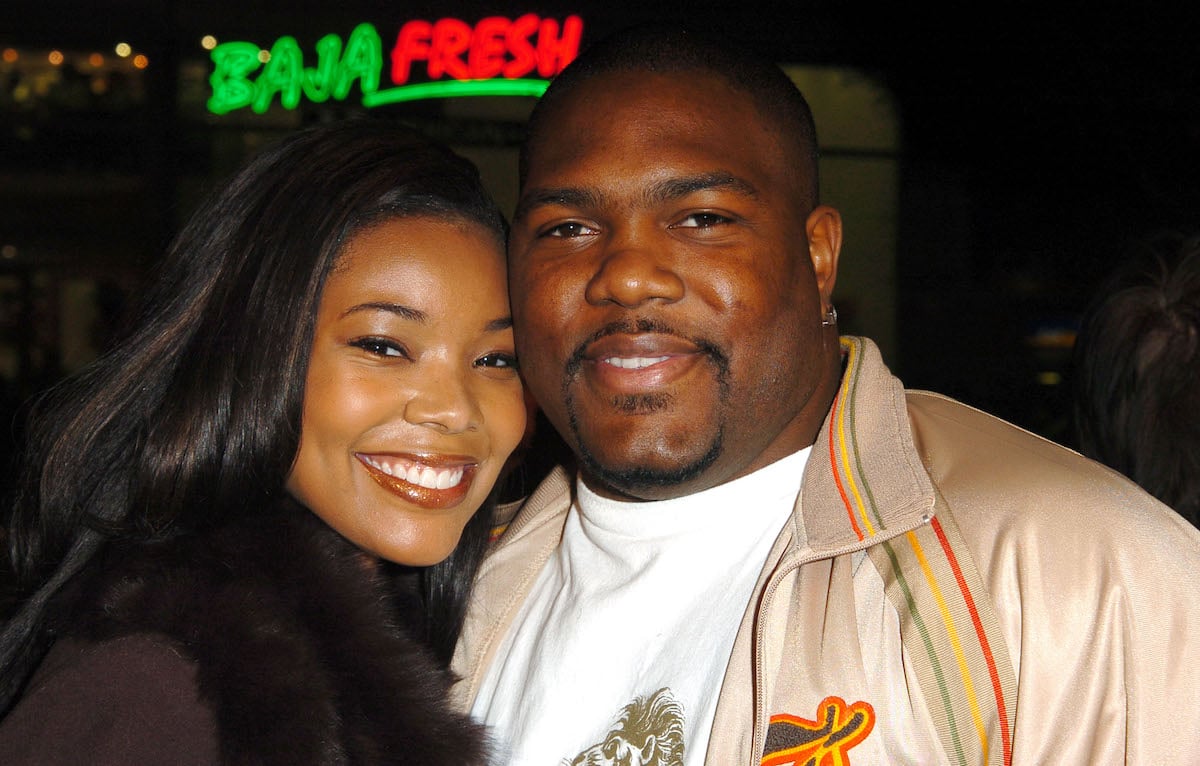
[0, 634, 219, 764]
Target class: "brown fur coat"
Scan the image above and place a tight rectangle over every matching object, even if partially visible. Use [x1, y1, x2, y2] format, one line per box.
[14, 507, 489, 765]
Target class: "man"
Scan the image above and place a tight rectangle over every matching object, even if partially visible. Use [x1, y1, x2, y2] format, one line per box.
[453, 26, 1200, 765]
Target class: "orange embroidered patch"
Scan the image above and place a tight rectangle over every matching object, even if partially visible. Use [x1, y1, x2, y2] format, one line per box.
[761, 696, 876, 766]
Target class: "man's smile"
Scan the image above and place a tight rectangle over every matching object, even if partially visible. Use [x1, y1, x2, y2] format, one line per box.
[576, 330, 716, 394]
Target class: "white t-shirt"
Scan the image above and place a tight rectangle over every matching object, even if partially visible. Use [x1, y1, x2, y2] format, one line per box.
[471, 447, 810, 765]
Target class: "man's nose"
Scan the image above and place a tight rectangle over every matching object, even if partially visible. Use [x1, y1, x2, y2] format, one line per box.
[583, 238, 685, 308]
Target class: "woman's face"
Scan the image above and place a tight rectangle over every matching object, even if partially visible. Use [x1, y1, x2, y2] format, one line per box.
[286, 216, 526, 566]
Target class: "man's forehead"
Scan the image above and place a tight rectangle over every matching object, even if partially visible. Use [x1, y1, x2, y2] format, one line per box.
[525, 70, 761, 166]
[520, 63, 814, 208]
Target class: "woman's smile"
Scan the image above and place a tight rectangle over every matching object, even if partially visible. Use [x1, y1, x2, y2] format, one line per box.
[357, 453, 478, 509]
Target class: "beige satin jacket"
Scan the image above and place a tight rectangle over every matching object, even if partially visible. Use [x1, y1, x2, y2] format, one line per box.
[453, 337, 1200, 765]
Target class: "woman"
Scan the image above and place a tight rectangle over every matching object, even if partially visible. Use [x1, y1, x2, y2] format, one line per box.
[0, 119, 526, 763]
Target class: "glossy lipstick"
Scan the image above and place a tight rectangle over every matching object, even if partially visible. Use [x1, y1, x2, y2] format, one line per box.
[356, 453, 477, 510]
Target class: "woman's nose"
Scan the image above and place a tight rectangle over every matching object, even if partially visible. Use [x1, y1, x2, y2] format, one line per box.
[403, 370, 477, 434]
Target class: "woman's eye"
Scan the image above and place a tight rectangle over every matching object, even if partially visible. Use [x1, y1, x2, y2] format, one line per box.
[350, 337, 408, 358]
[476, 352, 519, 370]
[673, 212, 731, 229]
[542, 221, 597, 238]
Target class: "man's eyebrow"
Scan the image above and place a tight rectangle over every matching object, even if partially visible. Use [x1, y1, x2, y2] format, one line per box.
[341, 302, 426, 322]
[514, 173, 758, 222]
[513, 187, 602, 222]
[646, 172, 758, 204]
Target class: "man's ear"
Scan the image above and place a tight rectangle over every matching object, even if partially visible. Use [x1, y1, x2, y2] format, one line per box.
[806, 205, 842, 303]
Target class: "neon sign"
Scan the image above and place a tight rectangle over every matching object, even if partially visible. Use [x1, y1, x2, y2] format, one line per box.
[208, 15, 583, 115]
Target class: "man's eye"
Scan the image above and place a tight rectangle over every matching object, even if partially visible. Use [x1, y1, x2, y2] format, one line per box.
[349, 337, 407, 358]
[542, 221, 597, 238]
[673, 212, 731, 228]
[476, 352, 519, 370]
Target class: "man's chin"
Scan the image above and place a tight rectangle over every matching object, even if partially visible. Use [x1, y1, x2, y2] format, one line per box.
[577, 437, 723, 501]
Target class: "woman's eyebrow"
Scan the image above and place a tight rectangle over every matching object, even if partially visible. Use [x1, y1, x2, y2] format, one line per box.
[340, 302, 426, 322]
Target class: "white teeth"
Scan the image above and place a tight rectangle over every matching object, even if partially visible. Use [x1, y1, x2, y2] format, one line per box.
[419, 467, 437, 488]
[606, 356, 669, 369]
[362, 456, 466, 490]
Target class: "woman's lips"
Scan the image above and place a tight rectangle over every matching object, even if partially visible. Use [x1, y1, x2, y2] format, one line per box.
[356, 454, 477, 509]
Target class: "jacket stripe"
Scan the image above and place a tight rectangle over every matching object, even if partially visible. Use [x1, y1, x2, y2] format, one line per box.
[905, 528, 991, 763]
[930, 517, 1014, 766]
[872, 518, 1016, 766]
[879, 537, 970, 765]
[828, 390, 864, 540]
[833, 338, 1015, 765]
[831, 339, 876, 539]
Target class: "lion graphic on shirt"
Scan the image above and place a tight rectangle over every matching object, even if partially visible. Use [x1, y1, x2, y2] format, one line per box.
[565, 687, 685, 766]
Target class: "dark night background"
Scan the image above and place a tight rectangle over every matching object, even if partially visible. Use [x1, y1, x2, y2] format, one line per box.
[2, 0, 1198, 465]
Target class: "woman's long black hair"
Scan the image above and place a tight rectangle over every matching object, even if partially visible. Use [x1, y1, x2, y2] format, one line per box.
[0, 119, 507, 713]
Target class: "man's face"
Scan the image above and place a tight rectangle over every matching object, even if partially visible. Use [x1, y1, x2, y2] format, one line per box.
[510, 69, 841, 501]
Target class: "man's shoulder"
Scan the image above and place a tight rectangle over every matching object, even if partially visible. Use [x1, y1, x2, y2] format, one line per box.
[903, 388, 1200, 565]
[894, 392, 1200, 763]
[906, 389, 1148, 502]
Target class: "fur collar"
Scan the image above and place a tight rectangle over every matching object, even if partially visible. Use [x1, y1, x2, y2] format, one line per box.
[61, 507, 488, 765]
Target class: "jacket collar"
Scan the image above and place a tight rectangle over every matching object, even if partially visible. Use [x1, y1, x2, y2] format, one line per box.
[796, 336, 935, 553]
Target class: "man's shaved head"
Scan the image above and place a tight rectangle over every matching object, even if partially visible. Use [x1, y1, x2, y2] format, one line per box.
[521, 25, 821, 210]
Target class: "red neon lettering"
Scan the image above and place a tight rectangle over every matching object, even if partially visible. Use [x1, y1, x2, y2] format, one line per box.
[536, 16, 583, 78]
[503, 14, 540, 78]
[390, 15, 584, 84]
[391, 20, 431, 83]
[428, 18, 471, 79]
[469, 16, 509, 79]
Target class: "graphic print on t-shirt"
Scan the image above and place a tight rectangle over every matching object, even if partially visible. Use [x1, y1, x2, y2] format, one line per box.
[564, 687, 684, 765]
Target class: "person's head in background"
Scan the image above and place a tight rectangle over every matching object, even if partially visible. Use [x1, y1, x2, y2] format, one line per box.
[508, 25, 844, 502]
[1072, 228, 1200, 527]
[1, 120, 524, 707]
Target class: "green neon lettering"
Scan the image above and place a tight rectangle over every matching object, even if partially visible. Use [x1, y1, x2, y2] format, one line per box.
[302, 33, 343, 102]
[362, 78, 548, 106]
[208, 41, 261, 115]
[253, 36, 304, 113]
[335, 22, 382, 99]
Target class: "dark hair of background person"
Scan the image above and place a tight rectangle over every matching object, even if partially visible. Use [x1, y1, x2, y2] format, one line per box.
[1072, 228, 1200, 527]
[518, 24, 820, 208]
[0, 118, 508, 713]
